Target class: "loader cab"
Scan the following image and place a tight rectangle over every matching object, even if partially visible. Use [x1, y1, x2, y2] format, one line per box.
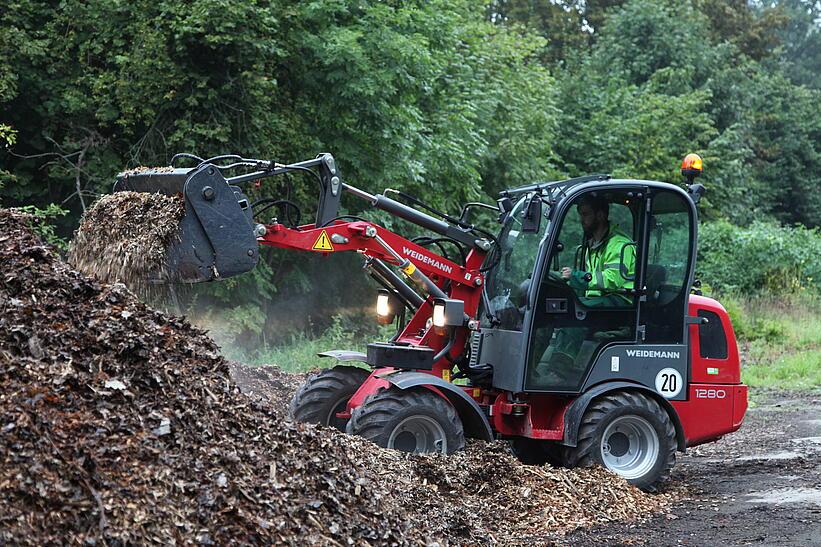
[479, 179, 697, 398]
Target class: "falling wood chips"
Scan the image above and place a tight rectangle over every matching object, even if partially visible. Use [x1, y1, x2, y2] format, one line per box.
[1, 209, 673, 546]
[68, 191, 185, 288]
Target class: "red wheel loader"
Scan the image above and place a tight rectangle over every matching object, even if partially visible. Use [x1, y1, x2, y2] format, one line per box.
[114, 152, 747, 490]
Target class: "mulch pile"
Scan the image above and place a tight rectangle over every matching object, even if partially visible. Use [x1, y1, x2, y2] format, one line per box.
[121, 166, 175, 176]
[68, 192, 185, 288]
[1, 209, 670, 545]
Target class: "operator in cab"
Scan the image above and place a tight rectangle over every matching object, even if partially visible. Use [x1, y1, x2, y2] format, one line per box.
[531, 194, 636, 388]
[561, 195, 635, 306]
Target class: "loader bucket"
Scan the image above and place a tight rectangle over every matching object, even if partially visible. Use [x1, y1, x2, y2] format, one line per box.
[113, 163, 259, 283]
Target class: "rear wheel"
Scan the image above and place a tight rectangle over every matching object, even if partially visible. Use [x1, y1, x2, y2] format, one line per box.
[289, 366, 369, 431]
[565, 391, 676, 491]
[346, 387, 465, 454]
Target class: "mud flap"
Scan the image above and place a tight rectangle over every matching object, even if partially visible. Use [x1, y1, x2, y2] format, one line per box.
[376, 370, 494, 441]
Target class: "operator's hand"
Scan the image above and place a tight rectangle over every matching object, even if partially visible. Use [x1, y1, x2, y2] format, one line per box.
[568, 270, 592, 291]
[561, 267, 572, 280]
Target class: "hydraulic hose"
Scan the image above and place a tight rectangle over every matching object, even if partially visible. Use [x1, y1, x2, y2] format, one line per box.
[432, 331, 456, 363]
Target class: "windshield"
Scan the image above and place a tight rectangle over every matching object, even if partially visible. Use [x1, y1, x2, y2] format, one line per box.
[484, 195, 550, 330]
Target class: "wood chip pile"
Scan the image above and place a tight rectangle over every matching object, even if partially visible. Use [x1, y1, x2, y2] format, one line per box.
[1, 209, 670, 545]
[68, 192, 185, 288]
[231, 364, 673, 544]
[121, 166, 176, 175]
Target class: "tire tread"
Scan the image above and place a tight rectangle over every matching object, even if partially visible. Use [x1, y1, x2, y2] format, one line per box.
[347, 387, 465, 454]
[289, 366, 369, 426]
[566, 390, 677, 491]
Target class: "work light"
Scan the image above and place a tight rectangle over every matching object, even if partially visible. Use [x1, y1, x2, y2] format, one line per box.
[432, 302, 446, 328]
[432, 297, 464, 334]
[376, 289, 400, 325]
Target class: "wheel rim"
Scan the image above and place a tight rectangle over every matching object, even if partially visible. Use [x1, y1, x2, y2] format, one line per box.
[387, 415, 447, 454]
[600, 415, 659, 480]
[325, 399, 350, 431]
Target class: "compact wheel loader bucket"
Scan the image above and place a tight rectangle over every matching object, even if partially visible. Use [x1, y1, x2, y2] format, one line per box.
[113, 163, 259, 283]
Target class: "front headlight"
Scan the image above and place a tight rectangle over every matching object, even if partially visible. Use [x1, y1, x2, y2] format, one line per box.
[431, 297, 464, 333]
[376, 292, 391, 317]
[376, 289, 400, 325]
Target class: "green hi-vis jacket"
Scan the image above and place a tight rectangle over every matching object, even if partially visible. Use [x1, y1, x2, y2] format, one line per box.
[571, 224, 635, 304]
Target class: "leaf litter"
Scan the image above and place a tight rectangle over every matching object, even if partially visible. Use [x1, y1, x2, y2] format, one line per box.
[1, 207, 671, 545]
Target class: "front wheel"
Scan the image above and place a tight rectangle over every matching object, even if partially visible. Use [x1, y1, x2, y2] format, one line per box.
[565, 391, 676, 491]
[346, 387, 465, 454]
[289, 366, 369, 431]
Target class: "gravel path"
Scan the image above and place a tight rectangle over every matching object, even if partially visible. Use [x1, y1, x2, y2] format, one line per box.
[559, 390, 821, 546]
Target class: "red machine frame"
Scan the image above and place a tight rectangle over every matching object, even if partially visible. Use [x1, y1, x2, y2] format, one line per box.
[260, 219, 746, 449]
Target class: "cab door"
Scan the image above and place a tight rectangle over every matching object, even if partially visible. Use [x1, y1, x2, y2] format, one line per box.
[523, 187, 647, 393]
[639, 188, 696, 346]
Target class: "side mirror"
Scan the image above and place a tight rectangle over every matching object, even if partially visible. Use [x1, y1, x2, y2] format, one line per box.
[521, 194, 542, 233]
[496, 196, 513, 223]
[497, 196, 513, 214]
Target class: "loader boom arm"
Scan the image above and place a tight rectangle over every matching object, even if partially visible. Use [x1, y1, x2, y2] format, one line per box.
[260, 220, 484, 288]
[259, 218, 486, 377]
[112, 152, 493, 367]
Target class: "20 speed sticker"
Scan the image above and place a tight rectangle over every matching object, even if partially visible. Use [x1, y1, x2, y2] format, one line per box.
[655, 367, 683, 398]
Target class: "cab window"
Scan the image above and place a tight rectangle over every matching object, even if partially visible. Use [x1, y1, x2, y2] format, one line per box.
[484, 194, 550, 331]
[525, 191, 641, 392]
[642, 190, 693, 344]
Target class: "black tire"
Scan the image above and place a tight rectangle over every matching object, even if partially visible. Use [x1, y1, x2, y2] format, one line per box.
[564, 391, 677, 492]
[346, 387, 465, 454]
[510, 438, 565, 467]
[289, 366, 369, 431]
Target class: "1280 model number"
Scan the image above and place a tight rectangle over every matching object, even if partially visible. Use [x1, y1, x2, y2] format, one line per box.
[695, 388, 727, 399]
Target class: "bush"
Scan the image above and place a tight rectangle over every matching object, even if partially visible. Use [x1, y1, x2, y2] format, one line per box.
[12, 204, 69, 251]
[721, 294, 786, 343]
[698, 220, 821, 295]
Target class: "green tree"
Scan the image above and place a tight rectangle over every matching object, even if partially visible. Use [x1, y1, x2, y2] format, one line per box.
[776, 0, 821, 89]
[0, 124, 15, 193]
[554, 0, 717, 183]
[695, 0, 789, 61]
[1, 0, 562, 344]
[554, 0, 820, 226]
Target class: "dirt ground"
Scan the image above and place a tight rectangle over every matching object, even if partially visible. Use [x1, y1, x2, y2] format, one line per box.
[559, 390, 821, 546]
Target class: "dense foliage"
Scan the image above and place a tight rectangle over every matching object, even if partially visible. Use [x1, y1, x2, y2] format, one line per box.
[1, 0, 818, 345]
[698, 220, 821, 294]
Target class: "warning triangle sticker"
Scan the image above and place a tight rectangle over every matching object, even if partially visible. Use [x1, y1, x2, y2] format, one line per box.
[312, 230, 334, 252]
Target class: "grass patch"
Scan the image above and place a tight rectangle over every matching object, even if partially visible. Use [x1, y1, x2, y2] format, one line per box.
[723, 293, 821, 391]
[743, 349, 821, 391]
[219, 315, 393, 373]
[233, 333, 366, 373]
